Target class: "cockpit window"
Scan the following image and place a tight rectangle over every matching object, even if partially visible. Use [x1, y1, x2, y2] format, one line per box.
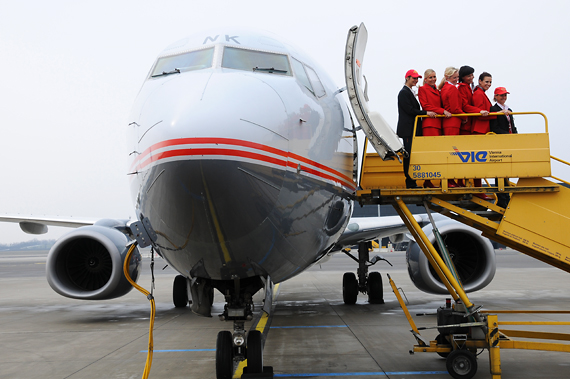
[151, 47, 214, 78]
[222, 47, 291, 76]
[304, 65, 326, 97]
[292, 58, 313, 94]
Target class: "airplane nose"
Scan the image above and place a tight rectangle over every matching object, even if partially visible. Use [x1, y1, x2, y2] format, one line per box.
[137, 71, 290, 146]
[134, 72, 291, 256]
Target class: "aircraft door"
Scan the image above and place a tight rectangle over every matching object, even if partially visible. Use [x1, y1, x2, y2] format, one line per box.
[344, 23, 404, 160]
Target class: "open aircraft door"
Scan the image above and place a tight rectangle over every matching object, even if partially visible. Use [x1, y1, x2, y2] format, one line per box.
[344, 23, 404, 161]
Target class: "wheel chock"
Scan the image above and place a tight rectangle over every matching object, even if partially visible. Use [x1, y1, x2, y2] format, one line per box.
[241, 366, 274, 378]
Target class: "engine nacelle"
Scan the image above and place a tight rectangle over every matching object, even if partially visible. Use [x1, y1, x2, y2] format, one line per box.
[389, 233, 405, 244]
[406, 220, 495, 294]
[46, 225, 142, 300]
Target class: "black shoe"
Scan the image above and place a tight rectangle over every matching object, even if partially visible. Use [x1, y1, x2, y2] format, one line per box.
[497, 200, 509, 208]
[406, 182, 420, 189]
[496, 194, 510, 208]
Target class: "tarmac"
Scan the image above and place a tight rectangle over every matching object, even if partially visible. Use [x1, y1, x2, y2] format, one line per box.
[1, 248, 570, 378]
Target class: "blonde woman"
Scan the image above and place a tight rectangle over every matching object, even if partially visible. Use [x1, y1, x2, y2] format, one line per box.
[418, 69, 451, 136]
[438, 67, 464, 136]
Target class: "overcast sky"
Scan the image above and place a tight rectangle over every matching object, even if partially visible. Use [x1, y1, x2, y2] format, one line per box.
[0, 0, 568, 244]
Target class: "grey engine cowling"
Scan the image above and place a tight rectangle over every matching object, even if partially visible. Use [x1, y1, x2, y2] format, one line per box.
[46, 224, 141, 300]
[406, 220, 495, 294]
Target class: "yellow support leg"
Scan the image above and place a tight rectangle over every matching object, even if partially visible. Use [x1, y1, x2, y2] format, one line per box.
[394, 198, 475, 310]
[391, 201, 460, 302]
[388, 274, 421, 336]
[487, 314, 502, 378]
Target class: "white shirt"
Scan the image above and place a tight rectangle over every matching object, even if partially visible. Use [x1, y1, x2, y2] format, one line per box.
[495, 102, 509, 111]
[406, 84, 418, 97]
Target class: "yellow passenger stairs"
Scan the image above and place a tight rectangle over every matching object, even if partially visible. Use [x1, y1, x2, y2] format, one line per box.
[357, 112, 570, 274]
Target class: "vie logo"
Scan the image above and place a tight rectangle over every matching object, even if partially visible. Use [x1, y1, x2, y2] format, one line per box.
[450, 147, 488, 163]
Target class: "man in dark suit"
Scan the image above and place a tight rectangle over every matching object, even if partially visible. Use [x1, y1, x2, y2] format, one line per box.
[490, 87, 517, 134]
[397, 69, 434, 188]
[490, 86, 516, 207]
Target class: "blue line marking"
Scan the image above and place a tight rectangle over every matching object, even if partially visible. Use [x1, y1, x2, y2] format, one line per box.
[270, 325, 348, 329]
[274, 371, 448, 377]
[140, 349, 215, 352]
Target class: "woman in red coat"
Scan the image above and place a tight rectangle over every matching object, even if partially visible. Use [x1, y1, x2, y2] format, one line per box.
[471, 72, 497, 134]
[438, 67, 464, 136]
[418, 69, 451, 187]
[437, 67, 464, 187]
[469, 72, 497, 198]
[457, 65, 489, 135]
[418, 69, 451, 136]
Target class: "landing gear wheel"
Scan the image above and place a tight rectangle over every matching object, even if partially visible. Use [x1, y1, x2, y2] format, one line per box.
[343, 272, 358, 305]
[435, 334, 450, 358]
[446, 349, 477, 379]
[216, 331, 234, 379]
[172, 275, 188, 308]
[367, 271, 383, 304]
[247, 330, 263, 373]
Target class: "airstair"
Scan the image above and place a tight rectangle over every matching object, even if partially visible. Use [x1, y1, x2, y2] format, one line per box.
[346, 23, 570, 379]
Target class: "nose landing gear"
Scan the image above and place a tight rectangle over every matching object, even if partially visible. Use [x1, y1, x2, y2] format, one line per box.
[342, 241, 392, 304]
[215, 276, 273, 379]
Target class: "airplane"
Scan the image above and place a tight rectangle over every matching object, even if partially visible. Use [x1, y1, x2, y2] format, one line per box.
[0, 24, 497, 378]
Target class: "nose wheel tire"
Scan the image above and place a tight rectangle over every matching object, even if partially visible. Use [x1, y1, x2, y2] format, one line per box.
[342, 272, 358, 304]
[367, 271, 384, 304]
[247, 330, 263, 373]
[173, 275, 188, 308]
[216, 331, 234, 379]
[446, 349, 477, 379]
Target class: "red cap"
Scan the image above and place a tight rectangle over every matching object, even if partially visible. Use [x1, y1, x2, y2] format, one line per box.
[405, 69, 422, 78]
[494, 87, 510, 95]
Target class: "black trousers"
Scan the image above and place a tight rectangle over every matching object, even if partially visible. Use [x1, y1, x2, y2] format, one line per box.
[402, 136, 416, 186]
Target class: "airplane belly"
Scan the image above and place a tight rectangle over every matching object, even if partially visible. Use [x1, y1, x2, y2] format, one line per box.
[138, 158, 351, 282]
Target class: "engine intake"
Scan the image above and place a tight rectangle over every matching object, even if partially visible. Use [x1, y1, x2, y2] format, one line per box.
[46, 225, 141, 300]
[406, 220, 495, 294]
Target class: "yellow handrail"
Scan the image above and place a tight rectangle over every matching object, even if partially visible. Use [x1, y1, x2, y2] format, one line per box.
[549, 156, 570, 186]
[413, 111, 548, 137]
[551, 155, 570, 167]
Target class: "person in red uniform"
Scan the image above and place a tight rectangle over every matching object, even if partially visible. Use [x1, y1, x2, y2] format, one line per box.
[418, 69, 451, 188]
[471, 72, 497, 134]
[437, 67, 464, 187]
[418, 69, 452, 136]
[438, 67, 464, 136]
[469, 72, 500, 199]
[458, 65, 489, 135]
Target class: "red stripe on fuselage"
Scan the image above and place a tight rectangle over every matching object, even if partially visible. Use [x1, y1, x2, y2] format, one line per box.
[139, 148, 287, 170]
[132, 137, 355, 191]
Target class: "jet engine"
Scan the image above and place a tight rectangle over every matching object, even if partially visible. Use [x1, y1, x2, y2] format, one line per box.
[389, 233, 405, 244]
[46, 224, 141, 300]
[406, 220, 495, 294]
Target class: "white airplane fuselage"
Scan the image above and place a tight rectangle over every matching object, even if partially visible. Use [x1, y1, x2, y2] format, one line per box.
[127, 29, 357, 284]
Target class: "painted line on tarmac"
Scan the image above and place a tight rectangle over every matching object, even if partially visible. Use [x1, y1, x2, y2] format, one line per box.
[270, 325, 347, 329]
[273, 371, 448, 377]
[140, 349, 215, 352]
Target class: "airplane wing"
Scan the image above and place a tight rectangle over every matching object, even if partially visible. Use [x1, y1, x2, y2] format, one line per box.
[0, 215, 95, 234]
[334, 214, 426, 249]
